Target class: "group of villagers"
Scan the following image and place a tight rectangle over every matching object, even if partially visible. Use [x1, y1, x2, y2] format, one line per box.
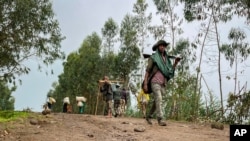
[45, 95, 86, 114]
[99, 76, 149, 118]
[45, 39, 181, 127]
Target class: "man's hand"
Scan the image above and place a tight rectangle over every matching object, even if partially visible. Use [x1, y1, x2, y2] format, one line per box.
[143, 84, 148, 93]
[173, 57, 181, 68]
[175, 57, 181, 63]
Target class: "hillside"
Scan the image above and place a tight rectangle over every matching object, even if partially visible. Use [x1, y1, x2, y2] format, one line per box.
[0, 112, 229, 141]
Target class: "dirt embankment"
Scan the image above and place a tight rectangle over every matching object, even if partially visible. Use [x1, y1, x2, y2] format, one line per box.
[0, 113, 229, 141]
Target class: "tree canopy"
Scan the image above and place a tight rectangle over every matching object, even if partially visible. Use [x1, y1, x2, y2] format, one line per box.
[0, 80, 15, 110]
[0, 0, 65, 84]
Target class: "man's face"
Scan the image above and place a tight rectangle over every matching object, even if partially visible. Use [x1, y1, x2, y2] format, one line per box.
[158, 44, 166, 53]
[104, 76, 109, 82]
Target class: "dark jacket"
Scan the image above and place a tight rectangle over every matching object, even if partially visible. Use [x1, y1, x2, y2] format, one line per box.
[146, 53, 175, 82]
[100, 82, 113, 101]
[121, 89, 128, 103]
[113, 89, 121, 101]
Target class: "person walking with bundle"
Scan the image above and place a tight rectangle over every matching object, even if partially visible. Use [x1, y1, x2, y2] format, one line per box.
[63, 97, 70, 113]
[100, 76, 113, 118]
[143, 40, 181, 126]
[76, 96, 86, 114]
[47, 95, 56, 111]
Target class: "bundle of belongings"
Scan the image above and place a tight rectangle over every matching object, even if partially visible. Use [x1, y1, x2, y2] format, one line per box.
[76, 96, 87, 106]
[63, 97, 70, 104]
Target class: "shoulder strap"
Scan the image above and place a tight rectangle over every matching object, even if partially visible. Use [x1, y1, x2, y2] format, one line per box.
[148, 62, 156, 80]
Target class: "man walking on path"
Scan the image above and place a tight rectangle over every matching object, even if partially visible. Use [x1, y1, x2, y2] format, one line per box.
[143, 40, 181, 126]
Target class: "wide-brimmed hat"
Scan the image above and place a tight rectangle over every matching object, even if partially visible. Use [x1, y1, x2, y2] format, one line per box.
[143, 53, 151, 59]
[152, 40, 170, 51]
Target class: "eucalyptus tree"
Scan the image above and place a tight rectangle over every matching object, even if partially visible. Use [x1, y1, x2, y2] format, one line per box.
[0, 80, 15, 110]
[164, 39, 199, 120]
[221, 28, 250, 95]
[179, 0, 245, 119]
[51, 32, 103, 114]
[132, 0, 152, 86]
[101, 18, 119, 77]
[150, 0, 184, 51]
[219, 0, 250, 23]
[0, 0, 65, 84]
[181, 0, 250, 22]
[187, 0, 226, 119]
[164, 39, 196, 119]
[101, 18, 119, 54]
[51, 53, 80, 112]
[118, 14, 140, 84]
[116, 14, 140, 107]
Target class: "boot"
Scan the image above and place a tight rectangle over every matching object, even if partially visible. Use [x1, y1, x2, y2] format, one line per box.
[157, 117, 167, 126]
[146, 115, 153, 125]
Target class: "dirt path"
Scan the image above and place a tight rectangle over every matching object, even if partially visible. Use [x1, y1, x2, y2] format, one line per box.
[0, 113, 229, 141]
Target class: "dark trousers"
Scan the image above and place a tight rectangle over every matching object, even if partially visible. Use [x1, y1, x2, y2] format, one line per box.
[63, 103, 68, 113]
[78, 103, 85, 114]
[114, 100, 120, 115]
[47, 102, 52, 110]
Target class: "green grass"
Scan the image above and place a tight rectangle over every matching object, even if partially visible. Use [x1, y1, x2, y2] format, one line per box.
[0, 111, 30, 122]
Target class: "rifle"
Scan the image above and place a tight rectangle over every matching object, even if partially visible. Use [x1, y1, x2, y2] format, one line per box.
[143, 53, 182, 60]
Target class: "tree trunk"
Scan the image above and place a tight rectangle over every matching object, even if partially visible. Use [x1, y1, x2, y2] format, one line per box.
[213, 10, 224, 118]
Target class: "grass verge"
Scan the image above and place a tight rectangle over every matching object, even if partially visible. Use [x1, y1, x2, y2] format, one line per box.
[0, 111, 30, 122]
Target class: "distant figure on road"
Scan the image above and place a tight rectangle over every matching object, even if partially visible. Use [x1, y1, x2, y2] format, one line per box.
[76, 96, 86, 114]
[47, 95, 56, 111]
[63, 97, 70, 113]
[120, 88, 128, 116]
[113, 84, 121, 117]
[100, 76, 113, 118]
[137, 89, 149, 118]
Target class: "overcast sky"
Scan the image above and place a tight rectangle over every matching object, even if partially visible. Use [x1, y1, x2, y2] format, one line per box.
[12, 0, 250, 112]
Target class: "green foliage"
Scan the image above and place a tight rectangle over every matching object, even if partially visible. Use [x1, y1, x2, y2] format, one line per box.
[133, 0, 152, 50]
[133, 0, 148, 14]
[221, 28, 250, 67]
[225, 91, 250, 124]
[101, 18, 119, 54]
[181, 0, 250, 22]
[101, 18, 119, 76]
[48, 32, 104, 114]
[199, 93, 221, 121]
[150, 0, 184, 50]
[0, 111, 29, 122]
[0, 0, 65, 83]
[118, 14, 140, 82]
[48, 13, 141, 114]
[153, 0, 168, 13]
[103, 53, 116, 77]
[124, 107, 139, 117]
[173, 39, 196, 71]
[164, 72, 198, 120]
[0, 81, 15, 111]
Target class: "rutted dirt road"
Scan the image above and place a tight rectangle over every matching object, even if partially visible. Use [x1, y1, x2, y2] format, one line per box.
[0, 112, 229, 141]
